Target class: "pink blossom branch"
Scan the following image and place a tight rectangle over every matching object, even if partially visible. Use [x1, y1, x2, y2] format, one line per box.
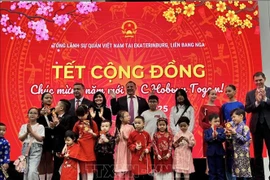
[0, 8, 54, 22]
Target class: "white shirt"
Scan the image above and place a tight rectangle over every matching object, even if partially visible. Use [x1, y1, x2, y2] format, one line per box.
[127, 95, 139, 118]
[19, 123, 45, 144]
[169, 105, 195, 135]
[141, 109, 167, 140]
[75, 97, 84, 107]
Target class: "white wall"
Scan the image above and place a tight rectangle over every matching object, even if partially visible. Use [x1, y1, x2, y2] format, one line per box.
[259, 1, 270, 179]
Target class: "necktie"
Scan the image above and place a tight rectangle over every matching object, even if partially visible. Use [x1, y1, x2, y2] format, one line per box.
[129, 96, 134, 124]
[75, 99, 80, 110]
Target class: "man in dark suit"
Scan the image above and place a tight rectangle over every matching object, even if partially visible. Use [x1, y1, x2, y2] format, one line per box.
[50, 99, 74, 180]
[110, 81, 149, 123]
[245, 72, 270, 180]
[69, 83, 93, 117]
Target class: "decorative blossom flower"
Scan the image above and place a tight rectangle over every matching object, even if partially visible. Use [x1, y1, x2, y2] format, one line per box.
[175, 7, 182, 14]
[215, 16, 227, 28]
[205, 1, 213, 9]
[163, 8, 176, 23]
[170, 1, 181, 6]
[183, 3, 195, 17]
[0, 14, 9, 26]
[246, 14, 252, 20]
[234, 1, 239, 7]
[216, 1, 226, 12]
[239, 3, 246, 10]
[253, 10, 258, 16]
[226, 10, 236, 21]
[244, 19, 252, 28]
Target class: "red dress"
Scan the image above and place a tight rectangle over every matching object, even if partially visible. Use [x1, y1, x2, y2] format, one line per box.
[199, 104, 223, 156]
[73, 120, 99, 173]
[152, 131, 173, 173]
[61, 144, 80, 180]
[128, 130, 152, 175]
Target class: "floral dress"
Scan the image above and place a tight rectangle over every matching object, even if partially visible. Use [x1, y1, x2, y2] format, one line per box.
[232, 121, 252, 178]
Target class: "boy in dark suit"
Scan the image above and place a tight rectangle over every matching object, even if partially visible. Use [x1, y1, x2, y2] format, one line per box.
[204, 113, 226, 180]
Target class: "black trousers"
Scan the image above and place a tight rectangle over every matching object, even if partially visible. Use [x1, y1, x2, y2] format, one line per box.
[52, 154, 63, 180]
[96, 154, 114, 180]
[252, 121, 270, 180]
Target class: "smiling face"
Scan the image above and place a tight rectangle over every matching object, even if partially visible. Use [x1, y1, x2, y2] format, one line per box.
[126, 82, 136, 96]
[73, 84, 84, 99]
[254, 75, 266, 89]
[208, 89, 217, 102]
[225, 86, 236, 100]
[94, 94, 104, 106]
[231, 113, 243, 125]
[28, 108, 39, 123]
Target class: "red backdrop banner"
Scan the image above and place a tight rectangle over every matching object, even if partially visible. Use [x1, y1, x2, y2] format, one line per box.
[0, 1, 262, 160]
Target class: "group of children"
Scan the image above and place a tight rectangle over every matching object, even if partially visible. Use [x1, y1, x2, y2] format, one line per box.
[0, 89, 253, 180]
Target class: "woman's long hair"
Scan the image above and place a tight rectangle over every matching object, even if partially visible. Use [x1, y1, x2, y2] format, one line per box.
[114, 110, 126, 137]
[175, 89, 192, 112]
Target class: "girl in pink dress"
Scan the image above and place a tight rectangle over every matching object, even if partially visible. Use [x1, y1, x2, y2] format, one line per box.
[114, 110, 134, 180]
[152, 118, 173, 180]
[173, 116, 195, 180]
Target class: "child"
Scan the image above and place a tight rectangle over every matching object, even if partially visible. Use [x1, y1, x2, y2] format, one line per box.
[95, 120, 115, 180]
[73, 104, 98, 180]
[152, 118, 173, 180]
[60, 130, 80, 180]
[170, 89, 194, 135]
[227, 108, 252, 179]
[204, 113, 226, 180]
[18, 107, 45, 180]
[0, 123, 10, 180]
[199, 89, 222, 174]
[128, 116, 152, 179]
[221, 85, 245, 180]
[38, 92, 54, 180]
[51, 99, 74, 180]
[114, 110, 134, 180]
[173, 116, 195, 180]
[141, 95, 167, 140]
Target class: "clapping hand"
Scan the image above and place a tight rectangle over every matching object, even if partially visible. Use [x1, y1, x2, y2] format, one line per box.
[98, 107, 104, 119]
[27, 124, 33, 134]
[89, 108, 96, 119]
[109, 90, 116, 99]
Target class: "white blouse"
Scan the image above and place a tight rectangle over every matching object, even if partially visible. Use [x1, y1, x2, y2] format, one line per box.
[19, 123, 45, 144]
[169, 105, 195, 135]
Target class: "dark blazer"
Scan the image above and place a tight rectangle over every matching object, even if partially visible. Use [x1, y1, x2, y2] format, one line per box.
[51, 113, 74, 152]
[69, 97, 93, 117]
[37, 111, 54, 152]
[245, 87, 270, 133]
[110, 95, 149, 116]
[93, 106, 112, 131]
[204, 127, 226, 156]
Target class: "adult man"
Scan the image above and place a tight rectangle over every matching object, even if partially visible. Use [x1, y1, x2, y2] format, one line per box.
[110, 81, 149, 123]
[69, 83, 93, 117]
[245, 72, 270, 180]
